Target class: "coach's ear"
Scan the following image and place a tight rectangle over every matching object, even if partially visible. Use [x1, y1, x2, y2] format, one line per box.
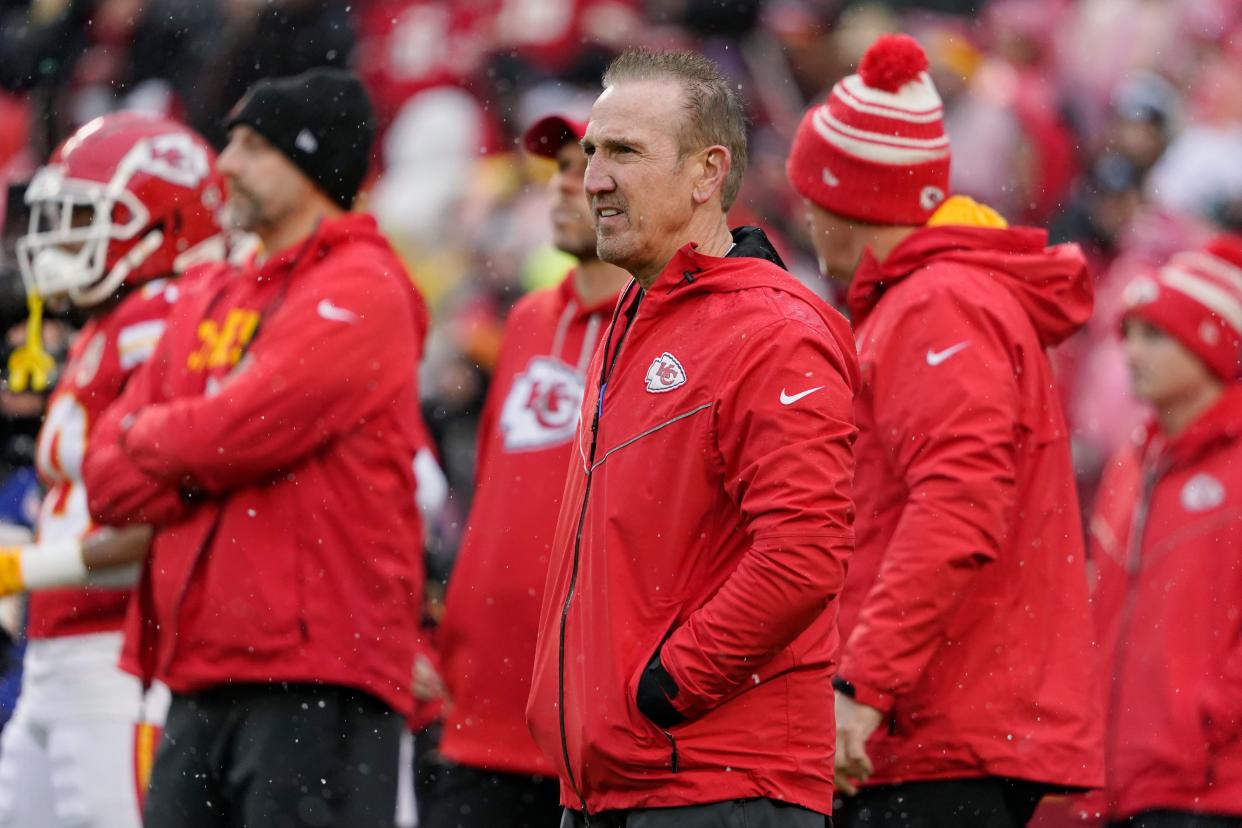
[691, 144, 731, 208]
[635, 651, 687, 729]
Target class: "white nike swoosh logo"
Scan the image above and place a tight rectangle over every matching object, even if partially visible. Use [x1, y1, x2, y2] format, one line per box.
[317, 298, 358, 324]
[780, 386, 824, 405]
[926, 341, 970, 366]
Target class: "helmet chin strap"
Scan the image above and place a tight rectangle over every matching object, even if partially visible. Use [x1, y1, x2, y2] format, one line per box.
[71, 228, 164, 307]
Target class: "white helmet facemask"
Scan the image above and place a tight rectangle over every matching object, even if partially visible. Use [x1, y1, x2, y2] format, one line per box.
[16, 140, 165, 307]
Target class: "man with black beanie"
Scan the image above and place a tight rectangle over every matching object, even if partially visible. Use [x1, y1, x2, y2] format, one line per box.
[80, 68, 432, 828]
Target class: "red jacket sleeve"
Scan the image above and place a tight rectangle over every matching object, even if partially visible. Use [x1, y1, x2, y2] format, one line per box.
[659, 316, 857, 719]
[840, 286, 1020, 712]
[83, 339, 190, 526]
[122, 268, 419, 494]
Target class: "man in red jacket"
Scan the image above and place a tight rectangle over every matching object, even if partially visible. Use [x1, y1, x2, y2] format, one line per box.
[525, 49, 859, 827]
[426, 114, 630, 828]
[1092, 237, 1242, 828]
[81, 69, 430, 828]
[786, 34, 1103, 826]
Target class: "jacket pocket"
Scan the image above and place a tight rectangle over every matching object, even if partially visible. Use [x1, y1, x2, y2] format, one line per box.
[628, 627, 686, 774]
[188, 493, 304, 656]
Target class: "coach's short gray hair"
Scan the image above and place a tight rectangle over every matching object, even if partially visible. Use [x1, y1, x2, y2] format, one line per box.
[602, 49, 748, 211]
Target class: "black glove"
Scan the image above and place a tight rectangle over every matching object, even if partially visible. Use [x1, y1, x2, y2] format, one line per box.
[635, 651, 688, 729]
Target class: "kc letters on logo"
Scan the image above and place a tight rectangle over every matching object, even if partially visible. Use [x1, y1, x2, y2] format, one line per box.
[500, 357, 585, 451]
[645, 352, 687, 393]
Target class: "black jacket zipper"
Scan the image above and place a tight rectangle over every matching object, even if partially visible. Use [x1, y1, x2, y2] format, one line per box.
[557, 286, 642, 822]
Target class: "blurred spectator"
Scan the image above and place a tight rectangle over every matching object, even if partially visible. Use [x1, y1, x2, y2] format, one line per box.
[1092, 237, 1242, 827]
[946, 0, 1077, 224]
[1050, 153, 1144, 278]
[1106, 71, 1178, 175]
[188, 0, 355, 145]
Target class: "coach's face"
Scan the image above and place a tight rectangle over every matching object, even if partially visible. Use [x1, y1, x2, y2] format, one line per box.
[218, 125, 314, 241]
[582, 79, 696, 284]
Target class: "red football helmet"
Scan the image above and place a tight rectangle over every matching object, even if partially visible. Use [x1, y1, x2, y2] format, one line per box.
[16, 112, 225, 307]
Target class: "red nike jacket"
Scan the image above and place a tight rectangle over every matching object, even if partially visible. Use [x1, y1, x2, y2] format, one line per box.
[838, 222, 1104, 789]
[83, 213, 429, 716]
[1092, 385, 1242, 820]
[525, 228, 859, 816]
[439, 272, 618, 777]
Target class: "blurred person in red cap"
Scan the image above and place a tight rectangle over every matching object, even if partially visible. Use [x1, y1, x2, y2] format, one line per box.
[1091, 236, 1242, 828]
[422, 113, 630, 828]
[80, 68, 431, 828]
[526, 48, 859, 827]
[787, 33, 1104, 826]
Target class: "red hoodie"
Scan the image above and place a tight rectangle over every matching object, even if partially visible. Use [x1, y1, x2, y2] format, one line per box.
[838, 222, 1104, 789]
[525, 228, 859, 816]
[438, 272, 618, 777]
[83, 213, 428, 716]
[1092, 385, 1242, 820]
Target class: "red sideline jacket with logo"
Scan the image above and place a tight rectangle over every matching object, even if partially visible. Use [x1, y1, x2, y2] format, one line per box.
[28, 280, 175, 639]
[1091, 385, 1242, 820]
[838, 220, 1104, 789]
[439, 272, 619, 777]
[525, 228, 859, 816]
[82, 214, 429, 716]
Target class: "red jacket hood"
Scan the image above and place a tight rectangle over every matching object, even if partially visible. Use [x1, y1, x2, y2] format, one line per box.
[257, 212, 391, 274]
[254, 211, 430, 347]
[848, 225, 1093, 347]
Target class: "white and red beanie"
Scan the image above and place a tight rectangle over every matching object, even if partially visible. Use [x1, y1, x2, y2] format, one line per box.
[1122, 235, 1242, 381]
[787, 33, 950, 225]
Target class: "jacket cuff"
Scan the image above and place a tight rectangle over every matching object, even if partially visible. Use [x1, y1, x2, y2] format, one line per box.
[636, 652, 688, 730]
[835, 675, 895, 714]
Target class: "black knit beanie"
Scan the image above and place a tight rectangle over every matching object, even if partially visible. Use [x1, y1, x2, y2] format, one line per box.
[225, 68, 376, 209]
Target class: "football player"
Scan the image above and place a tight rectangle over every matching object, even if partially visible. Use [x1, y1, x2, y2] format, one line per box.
[0, 112, 224, 828]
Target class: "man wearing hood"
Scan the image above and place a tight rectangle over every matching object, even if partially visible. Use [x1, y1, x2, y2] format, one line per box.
[787, 34, 1104, 826]
[526, 48, 858, 826]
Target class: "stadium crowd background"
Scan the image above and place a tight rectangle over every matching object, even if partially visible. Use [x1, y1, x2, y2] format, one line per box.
[0, 0, 1239, 796]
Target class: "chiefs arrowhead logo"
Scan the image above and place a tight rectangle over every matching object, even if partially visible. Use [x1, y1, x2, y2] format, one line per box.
[645, 352, 686, 393]
[499, 357, 585, 451]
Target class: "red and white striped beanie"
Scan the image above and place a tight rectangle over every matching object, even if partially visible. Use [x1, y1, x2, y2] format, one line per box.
[786, 33, 950, 225]
[1123, 235, 1242, 381]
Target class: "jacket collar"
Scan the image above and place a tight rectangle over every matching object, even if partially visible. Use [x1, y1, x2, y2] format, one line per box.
[1146, 384, 1242, 470]
[252, 212, 384, 283]
[645, 226, 788, 300]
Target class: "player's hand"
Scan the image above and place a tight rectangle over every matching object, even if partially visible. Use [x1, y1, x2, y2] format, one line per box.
[834, 691, 883, 796]
[413, 652, 450, 705]
[0, 547, 25, 597]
